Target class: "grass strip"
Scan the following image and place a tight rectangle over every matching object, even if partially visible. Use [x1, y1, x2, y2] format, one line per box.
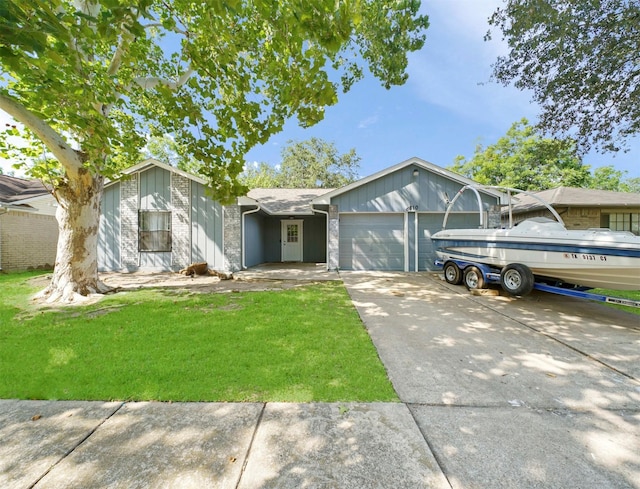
[588, 288, 640, 315]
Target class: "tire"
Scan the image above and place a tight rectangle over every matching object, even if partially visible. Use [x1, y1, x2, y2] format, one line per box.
[443, 261, 463, 285]
[463, 266, 486, 290]
[500, 263, 534, 296]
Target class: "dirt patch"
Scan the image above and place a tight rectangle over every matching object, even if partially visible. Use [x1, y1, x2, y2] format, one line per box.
[27, 274, 54, 289]
[99, 272, 314, 294]
[25, 268, 338, 308]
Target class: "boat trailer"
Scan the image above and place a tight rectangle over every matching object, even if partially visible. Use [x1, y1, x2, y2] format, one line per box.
[435, 258, 640, 309]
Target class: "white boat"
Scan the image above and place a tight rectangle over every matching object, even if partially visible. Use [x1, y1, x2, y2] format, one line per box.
[431, 186, 640, 294]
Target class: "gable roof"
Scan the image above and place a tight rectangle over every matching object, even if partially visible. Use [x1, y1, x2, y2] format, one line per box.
[311, 156, 504, 204]
[511, 186, 640, 212]
[107, 158, 208, 186]
[241, 188, 332, 215]
[0, 174, 51, 207]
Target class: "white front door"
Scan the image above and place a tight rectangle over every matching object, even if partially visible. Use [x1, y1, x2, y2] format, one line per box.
[281, 220, 303, 262]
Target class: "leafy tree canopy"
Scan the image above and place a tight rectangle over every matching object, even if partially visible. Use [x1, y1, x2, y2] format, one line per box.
[624, 177, 640, 194]
[0, 0, 428, 201]
[242, 137, 360, 188]
[487, 0, 640, 153]
[590, 166, 640, 193]
[242, 161, 281, 188]
[450, 119, 588, 191]
[449, 119, 638, 192]
[143, 135, 199, 174]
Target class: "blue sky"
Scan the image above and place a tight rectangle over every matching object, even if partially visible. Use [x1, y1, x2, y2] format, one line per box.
[2, 0, 638, 180]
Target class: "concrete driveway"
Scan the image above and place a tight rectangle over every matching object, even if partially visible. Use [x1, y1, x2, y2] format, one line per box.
[341, 271, 640, 489]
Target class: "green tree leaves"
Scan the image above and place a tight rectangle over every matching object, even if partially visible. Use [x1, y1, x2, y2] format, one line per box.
[241, 138, 360, 189]
[449, 119, 638, 192]
[0, 0, 428, 200]
[488, 0, 640, 153]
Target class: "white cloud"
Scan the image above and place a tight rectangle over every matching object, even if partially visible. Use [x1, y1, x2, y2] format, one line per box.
[358, 115, 379, 129]
[408, 0, 537, 125]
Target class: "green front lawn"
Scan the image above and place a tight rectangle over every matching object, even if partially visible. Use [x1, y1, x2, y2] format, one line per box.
[0, 272, 397, 402]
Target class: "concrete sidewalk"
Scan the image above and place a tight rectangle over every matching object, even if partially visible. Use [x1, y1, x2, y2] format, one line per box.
[1, 400, 448, 489]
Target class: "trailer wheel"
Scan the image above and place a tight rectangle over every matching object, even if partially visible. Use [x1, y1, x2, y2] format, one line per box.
[443, 261, 463, 285]
[463, 266, 486, 290]
[500, 264, 534, 296]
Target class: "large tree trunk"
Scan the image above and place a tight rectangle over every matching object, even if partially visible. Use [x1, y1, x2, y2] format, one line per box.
[36, 169, 110, 304]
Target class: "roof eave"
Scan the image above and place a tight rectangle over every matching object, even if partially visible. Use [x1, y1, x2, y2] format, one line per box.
[0, 202, 38, 212]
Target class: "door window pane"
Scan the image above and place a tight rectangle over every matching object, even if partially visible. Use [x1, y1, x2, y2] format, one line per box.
[287, 224, 298, 243]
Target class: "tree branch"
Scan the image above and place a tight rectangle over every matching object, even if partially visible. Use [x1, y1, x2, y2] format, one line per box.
[107, 31, 134, 77]
[143, 22, 188, 35]
[132, 68, 195, 91]
[0, 94, 84, 175]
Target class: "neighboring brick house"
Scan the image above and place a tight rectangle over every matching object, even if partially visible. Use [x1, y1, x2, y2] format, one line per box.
[0, 174, 58, 271]
[509, 187, 640, 235]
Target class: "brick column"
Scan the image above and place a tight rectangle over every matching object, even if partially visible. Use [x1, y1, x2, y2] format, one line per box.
[327, 205, 340, 271]
[171, 173, 190, 269]
[223, 204, 241, 272]
[488, 205, 502, 229]
[120, 175, 139, 271]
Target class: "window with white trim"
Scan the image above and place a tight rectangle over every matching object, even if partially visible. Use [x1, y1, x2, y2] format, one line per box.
[139, 210, 172, 251]
[606, 212, 639, 235]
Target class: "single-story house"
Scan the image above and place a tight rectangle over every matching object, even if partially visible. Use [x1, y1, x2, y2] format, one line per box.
[98, 157, 502, 273]
[509, 186, 640, 235]
[0, 174, 58, 271]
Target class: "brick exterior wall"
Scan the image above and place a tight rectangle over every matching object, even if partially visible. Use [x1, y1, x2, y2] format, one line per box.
[0, 210, 58, 271]
[488, 206, 502, 229]
[223, 204, 241, 271]
[170, 173, 190, 269]
[514, 208, 602, 230]
[327, 205, 339, 270]
[120, 174, 139, 271]
[513, 206, 640, 233]
[562, 207, 601, 229]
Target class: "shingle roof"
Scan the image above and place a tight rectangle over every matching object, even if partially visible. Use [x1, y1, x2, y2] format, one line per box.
[0, 174, 51, 205]
[246, 188, 333, 215]
[511, 186, 640, 212]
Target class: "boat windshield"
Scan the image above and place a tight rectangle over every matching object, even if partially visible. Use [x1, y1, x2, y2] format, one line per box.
[514, 218, 566, 233]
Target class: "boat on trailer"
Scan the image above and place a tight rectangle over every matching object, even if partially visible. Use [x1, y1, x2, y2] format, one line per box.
[431, 185, 640, 298]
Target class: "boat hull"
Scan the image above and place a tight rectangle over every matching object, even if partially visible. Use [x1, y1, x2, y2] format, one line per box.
[432, 226, 640, 290]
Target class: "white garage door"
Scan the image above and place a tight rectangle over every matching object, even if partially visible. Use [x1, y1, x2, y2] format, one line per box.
[339, 213, 405, 270]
